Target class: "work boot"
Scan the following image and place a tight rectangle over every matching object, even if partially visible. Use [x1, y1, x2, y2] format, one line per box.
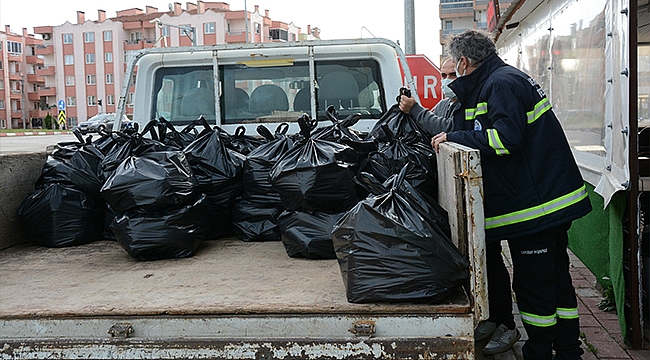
[474, 320, 497, 341]
[482, 324, 521, 355]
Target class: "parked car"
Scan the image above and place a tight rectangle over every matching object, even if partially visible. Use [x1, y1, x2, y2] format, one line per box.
[73, 113, 132, 134]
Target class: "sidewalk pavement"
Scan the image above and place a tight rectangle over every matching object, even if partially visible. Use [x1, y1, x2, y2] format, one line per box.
[0, 131, 70, 137]
[476, 241, 649, 360]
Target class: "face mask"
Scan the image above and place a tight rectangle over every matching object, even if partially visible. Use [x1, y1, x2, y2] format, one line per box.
[455, 58, 466, 78]
[441, 78, 457, 100]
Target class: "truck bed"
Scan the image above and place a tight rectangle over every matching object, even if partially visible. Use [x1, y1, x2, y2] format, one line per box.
[0, 238, 469, 318]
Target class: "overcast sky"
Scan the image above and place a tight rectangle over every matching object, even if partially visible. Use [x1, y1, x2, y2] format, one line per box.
[0, 0, 442, 61]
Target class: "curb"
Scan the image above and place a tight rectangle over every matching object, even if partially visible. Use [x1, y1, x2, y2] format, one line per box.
[0, 131, 71, 137]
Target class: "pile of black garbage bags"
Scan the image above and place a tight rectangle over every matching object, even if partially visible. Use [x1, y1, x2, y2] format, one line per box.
[18, 103, 468, 303]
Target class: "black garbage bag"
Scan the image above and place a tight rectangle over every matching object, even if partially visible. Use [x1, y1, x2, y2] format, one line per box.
[242, 123, 294, 203]
[111, 194, 211, 261]
[36, 134, 105, 197]
[17, 183, 104, 247]
[311, 106, 377, 161]
[331, 167, 468, 303]
[278, 210, 343, 259]
[269, 114, 358, 213]
[360, 129, 438, 199]
[100, 151, 198, 214]
[158, 116, 212, 150]
[183, 127, 245, 239]
[232, 200, 283, 242]
[99, 120, 176, 175]
[369, 104, 430, 144]
[219, 126, 268, 156]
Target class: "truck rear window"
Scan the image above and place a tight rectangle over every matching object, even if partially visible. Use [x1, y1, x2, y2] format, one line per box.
[151, 60, 386, 127]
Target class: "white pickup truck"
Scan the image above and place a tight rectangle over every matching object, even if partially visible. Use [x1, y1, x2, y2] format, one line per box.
[0, 39, 487, 359]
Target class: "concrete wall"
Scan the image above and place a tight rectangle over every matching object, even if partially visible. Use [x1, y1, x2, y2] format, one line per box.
[0, 152, 47, 249]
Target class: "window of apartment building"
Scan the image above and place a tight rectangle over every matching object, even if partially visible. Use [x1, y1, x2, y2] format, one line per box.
[0, 62, 2, 69]
[104, 30, 112, 42]
[255, 23, 260, 34]
[106, 73, 114, 84]
[127, 92, 134, 107]
[0, 119, 5, 129]
[66, 96, 76, 107]
[107, 95, 114, 106]
[86, 74, 96, 85]
[7, 41, 22, 54]
[85, 53, 95, 64]
[227, 21, 231, 33]
[445, 20, 453, 29]
[105, 52, 113, 63]
[162, 26, 170, 37]
[64, 55, 74, 65]
[270, 29, 288, 41]
[63, 33, 73, 44]
[130, 32, 142, 43]
[65, 76, 75, 86]
[0, 42, 2, 50]
[0, 100, 4, 109]
[88, 96, 97, 106]
[0, 80, 3, 90]
[84, 32, 95, 43]
[204, 22, 215, 34]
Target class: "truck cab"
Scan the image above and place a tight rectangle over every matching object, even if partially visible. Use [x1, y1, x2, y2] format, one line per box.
[123, 39, 416, 134]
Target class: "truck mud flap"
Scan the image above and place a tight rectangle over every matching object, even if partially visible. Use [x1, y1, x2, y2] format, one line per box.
[1, 337, 474, 359]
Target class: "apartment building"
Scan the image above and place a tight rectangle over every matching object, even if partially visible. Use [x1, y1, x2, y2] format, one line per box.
[0, 26, 46, 129]
[439, 0, 512, 55]
[24, 1, 319, 129]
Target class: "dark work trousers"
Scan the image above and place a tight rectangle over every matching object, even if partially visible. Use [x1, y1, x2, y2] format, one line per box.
[486, 240, 516, 329]
[508, 223, 583, 360]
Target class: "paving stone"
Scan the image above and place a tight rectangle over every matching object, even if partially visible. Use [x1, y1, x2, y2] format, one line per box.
[591, 339, 630, 359]
[580, 315, 601, 327]
[627, 349, 650, 360]
[576, 287, 604, 298]
[581, 325, 616, 343]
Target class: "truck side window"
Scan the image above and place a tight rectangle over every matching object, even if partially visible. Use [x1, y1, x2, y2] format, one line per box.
[153, 66, 214, 126]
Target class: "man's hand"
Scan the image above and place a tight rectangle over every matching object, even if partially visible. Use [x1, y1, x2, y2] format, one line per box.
[398, 95, 416, 114]
[431, 132, 448, 153]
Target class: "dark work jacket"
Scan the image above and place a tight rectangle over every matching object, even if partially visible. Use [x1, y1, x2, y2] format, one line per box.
[447, 54, 591, 242]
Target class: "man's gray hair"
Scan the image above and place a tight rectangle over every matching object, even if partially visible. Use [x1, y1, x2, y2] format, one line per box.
[447, 30, 496, 68]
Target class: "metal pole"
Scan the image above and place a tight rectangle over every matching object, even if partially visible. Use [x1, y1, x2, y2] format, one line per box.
[20, 74, 27, 129]
[244, 0, 249, 43]
[404, 0, 416, 54]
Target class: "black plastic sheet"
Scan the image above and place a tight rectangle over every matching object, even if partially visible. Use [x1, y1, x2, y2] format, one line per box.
[111, 194, 211, 261]
[331, 167, 468, 303]
[17, 183, 104, 247]
[100, 151, 198, 214]
[269, 115, 358, 213]
[278, 210, 343, 259]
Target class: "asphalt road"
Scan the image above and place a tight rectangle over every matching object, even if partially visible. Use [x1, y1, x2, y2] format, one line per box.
[0, 134, 79, 154]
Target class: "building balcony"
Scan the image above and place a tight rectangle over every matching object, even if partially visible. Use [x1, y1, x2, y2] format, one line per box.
[441, 28, 467, 40]
[30, 108, 53, 118]
[10, 90, 22, 99]
[27, 73, 45, 83]
[474, 0, 488, 10]
[26, 55, 44, 66]
[226, 31, 247, 43]
[27, 92, 41, 101]
[11, 109, 24, 118]
[440, 3, 474, 18]
[124, 39, 156, 51]
[38, 86, 56, 97]
[8, 72, 22, 81]
[35, 45, 54, 56]
[36, 66, 55, 76]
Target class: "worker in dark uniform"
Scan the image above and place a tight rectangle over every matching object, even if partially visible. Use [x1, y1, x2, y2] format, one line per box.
[432, 30, 592, 360]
